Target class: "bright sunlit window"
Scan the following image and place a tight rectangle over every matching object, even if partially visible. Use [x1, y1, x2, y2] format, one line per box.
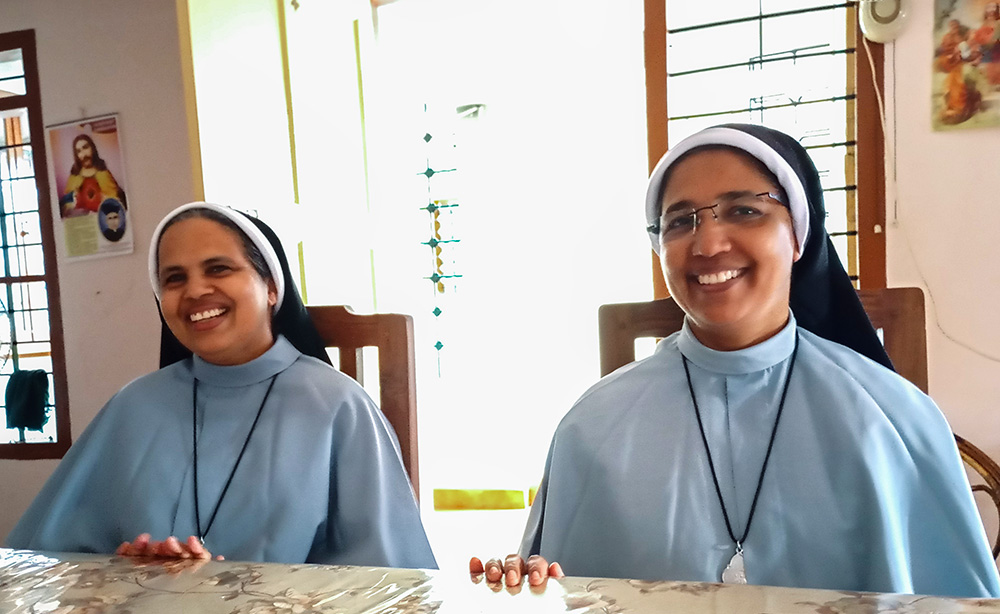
[282, 0, 653, 568]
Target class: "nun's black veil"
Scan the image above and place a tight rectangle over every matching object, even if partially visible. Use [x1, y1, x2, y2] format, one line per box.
[157, 212, 332, 368]
[720, 123, 893, 370]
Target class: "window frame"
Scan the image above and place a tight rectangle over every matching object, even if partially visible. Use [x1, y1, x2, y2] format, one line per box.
[0, 29, 72, 460]
[642, 0, 887, 294]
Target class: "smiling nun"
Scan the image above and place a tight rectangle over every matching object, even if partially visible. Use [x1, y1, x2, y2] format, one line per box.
[504, 124, 999, 597]
[6, 202, 436, 569]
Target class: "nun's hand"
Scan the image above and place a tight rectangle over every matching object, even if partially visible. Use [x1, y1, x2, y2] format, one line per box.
[469, 554, 563, 588]
[116, 533, 224, 560]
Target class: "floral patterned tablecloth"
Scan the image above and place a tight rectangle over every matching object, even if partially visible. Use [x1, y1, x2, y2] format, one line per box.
[2, 548, 999, 614]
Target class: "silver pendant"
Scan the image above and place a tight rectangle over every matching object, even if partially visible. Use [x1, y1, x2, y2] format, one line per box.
[721, 545, 746, 584]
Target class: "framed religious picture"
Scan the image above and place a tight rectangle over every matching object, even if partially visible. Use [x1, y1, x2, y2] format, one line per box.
[933, 0, 1000, 129]
[46, 113, 134, 259]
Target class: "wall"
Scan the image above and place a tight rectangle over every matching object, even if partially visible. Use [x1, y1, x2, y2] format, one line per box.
[0, 0, 199, 540]
[884, 1, 1000, 464]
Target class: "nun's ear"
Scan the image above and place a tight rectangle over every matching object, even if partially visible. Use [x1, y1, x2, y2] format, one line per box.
[790, 227, 803, 263]
[266, 278, 278, 310]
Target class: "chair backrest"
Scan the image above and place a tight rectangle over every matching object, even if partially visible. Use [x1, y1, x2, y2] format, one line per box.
[598, 287, 1000, 561]
[956, 435, 1000, 560]
[307, 305, 419, 495]
[598, 287, 928, 393]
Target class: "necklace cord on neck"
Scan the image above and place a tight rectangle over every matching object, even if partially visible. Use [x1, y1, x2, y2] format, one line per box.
[192, 373, 279, 544]
[682, 331, 799, 546]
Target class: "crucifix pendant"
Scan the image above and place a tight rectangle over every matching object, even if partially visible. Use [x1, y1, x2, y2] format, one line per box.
[721, 543, 747, 584]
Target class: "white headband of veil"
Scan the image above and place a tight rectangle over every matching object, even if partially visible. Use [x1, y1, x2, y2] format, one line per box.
[644, 126, 810, 255]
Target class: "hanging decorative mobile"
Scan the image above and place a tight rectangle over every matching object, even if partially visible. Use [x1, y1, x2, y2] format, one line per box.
[419, 116, 463, 375]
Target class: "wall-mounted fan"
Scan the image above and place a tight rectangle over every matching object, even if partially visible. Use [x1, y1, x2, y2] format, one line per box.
[860, 0, 910, 43]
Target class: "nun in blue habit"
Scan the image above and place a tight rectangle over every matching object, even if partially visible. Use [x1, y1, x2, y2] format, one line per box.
[510, 125, 1000, 596]
[6, 202, 436, 568]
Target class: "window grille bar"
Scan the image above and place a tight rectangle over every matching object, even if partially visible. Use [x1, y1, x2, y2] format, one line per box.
[0, 203, 43, 216]
[0, 274, 45, 284]
[805, 140, 856, 150]
[0, 241, 44, 249]
[668, 2, 855, 35]
[669, 93, 855, 122]
[0, 146, 17, 370]
[0, 175, 37, 185]
[669, 47, 854, 78]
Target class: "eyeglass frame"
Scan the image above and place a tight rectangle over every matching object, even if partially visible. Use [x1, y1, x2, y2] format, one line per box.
[646, 191, 786, 237]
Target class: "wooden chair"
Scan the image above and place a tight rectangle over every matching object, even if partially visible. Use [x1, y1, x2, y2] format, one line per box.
[956, 434, 1000, 559]
[598, 287, 927, 391]
[307, 305, 419, 495]
[598, 287, 1000, 560]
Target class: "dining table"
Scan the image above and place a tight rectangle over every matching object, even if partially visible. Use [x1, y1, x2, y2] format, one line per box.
[2, 547, 999, 614]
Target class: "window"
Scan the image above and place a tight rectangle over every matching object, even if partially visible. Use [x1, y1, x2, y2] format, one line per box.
[0, 30, 71, 459]
[644, 0, 886, 291]
[278, 0, 652, 568]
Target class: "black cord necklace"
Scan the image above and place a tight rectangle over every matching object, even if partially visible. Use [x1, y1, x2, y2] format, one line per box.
[192, 373, 278, 550]
[681, 331, 799, 584]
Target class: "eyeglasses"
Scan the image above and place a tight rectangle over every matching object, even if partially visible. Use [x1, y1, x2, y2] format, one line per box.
[648, 191, 786, 241]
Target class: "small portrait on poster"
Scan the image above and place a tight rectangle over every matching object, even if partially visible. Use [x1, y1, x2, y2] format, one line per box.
[98, 199, 127, 242]
[46, 114, 133, 259]
[933, 0, 1000, 129]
